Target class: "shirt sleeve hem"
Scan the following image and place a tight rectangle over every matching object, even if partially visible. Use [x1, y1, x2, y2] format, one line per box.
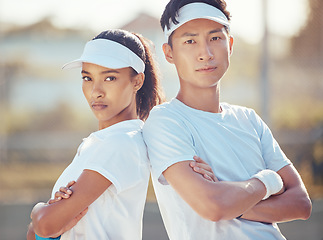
[153, 155, 195, 185]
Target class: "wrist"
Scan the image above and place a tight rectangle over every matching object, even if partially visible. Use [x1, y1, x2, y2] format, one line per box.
[252, 169, 283, 200]
[35, 234, 61, 240]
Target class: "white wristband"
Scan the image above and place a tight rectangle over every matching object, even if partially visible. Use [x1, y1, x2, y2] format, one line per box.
[252, 169, 283, 200]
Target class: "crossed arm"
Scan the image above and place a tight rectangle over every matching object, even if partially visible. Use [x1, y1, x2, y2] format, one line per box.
[165, 157, 311, 223]
[239, 164, 312, 223]
[164, 159, 266, 221]
[27, 169, 112, 238]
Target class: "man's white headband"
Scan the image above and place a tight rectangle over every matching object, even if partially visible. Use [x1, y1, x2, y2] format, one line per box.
[164, 2, 230, 41]
[62, 39, 145, 74]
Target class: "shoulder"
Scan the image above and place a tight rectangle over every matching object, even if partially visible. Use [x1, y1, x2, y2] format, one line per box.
[222, 102, 260, 121]
[222, 102, 256, 115]
[94, 121, 145, 151]
[148, 101, 177, 118]
[144, 101, 183, 129]
[144, 101, 189, 131]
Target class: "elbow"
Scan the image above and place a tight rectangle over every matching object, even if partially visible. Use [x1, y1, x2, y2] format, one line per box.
[206, 213, 224, 222]
[202, 209, 222, 222]
[299, 196, 312, 220]
[32, 214, 59, 238]
[201, 208, 223, 222]
[197, 197, 228, 222]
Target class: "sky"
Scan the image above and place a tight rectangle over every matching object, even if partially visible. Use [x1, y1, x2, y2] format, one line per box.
[0, 0, 308, 44]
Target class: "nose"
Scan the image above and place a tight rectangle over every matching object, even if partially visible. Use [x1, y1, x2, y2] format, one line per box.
[91, 82, 104, 99]
[198, 42, 214, 61]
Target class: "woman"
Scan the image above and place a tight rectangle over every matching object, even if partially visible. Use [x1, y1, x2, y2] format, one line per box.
[27, 29, 164, 240]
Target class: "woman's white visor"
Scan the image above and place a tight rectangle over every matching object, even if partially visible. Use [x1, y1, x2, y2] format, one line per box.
[62, 39, 145, 74]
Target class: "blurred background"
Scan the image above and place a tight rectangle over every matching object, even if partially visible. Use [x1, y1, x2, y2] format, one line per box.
[0, 0, 322, 239]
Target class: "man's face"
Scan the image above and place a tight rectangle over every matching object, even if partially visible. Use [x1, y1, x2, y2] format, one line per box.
[163, 18, 233, 89]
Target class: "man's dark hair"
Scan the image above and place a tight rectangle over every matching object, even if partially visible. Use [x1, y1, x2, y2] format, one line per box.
[161, 0, 231, 45]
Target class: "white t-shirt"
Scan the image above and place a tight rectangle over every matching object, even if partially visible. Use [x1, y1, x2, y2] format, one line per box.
[143, 99, 291, 240]
[51, 119, 149, 240]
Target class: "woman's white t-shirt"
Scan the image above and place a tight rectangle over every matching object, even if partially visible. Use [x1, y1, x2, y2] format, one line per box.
[51, 119, 149, 240]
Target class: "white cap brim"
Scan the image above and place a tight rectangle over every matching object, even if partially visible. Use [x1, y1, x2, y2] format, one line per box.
[164, 3, 230, 41]
[62, 39, 145, 73]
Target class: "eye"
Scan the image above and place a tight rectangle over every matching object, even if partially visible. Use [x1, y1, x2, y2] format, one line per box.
[211, 36, 221, 41]
[82, 76, 91, 81]
[184, 39, 195, 44]
[105, 76, 116, 81]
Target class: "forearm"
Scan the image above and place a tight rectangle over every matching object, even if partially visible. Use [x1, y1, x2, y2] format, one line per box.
[199, 169, 286, 221]
[205, 178, 267, 221]
[241, 185, 311, 223]
[164, 161, 268, 221]
[241, 165, 312, 223]
[32, 170, 111, 237]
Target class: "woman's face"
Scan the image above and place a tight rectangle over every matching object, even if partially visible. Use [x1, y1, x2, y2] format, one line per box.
[81, 62, 143, 129]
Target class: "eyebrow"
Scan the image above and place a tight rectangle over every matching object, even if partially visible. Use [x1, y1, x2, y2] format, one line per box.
[81, 69, 120, 75]
[180, 28, 223, 38]
[209, 29, 223, 34]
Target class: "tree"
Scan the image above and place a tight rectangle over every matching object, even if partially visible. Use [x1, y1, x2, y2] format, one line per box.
[290, 0, 323, 68]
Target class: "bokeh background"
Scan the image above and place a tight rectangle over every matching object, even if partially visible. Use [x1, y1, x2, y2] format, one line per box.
[0, 0, 322, 239]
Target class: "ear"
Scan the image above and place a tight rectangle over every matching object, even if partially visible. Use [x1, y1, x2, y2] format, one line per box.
[162, 43, 174, 64]
[228, 36, 234, 56]
[133, 73, 145, 92]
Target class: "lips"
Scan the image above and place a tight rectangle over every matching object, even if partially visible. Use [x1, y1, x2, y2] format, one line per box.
[196, 66, 217, 72]
[91, 102, 108, 111]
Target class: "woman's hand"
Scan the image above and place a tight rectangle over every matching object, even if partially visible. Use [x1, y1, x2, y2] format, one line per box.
[190, 156, 218, 182]
[48, 181, 76, 204]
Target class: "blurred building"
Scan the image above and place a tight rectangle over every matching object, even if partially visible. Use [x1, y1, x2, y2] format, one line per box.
[0, 6, 322, 179]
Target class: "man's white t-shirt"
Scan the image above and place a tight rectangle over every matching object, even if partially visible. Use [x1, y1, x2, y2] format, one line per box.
[51, 119, 149, 240]
[143, 99, 291, 240]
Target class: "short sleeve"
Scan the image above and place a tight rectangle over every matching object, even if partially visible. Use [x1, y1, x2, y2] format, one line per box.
[250, 110, 291, 171]
[83, 134, 144, 194]
[143, 108, 197, 184]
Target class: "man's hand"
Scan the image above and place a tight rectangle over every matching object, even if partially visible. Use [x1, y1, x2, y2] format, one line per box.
[190, 156, 218, 182]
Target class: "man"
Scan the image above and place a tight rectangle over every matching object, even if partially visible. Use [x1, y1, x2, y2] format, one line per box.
[143, 0, 312, 239]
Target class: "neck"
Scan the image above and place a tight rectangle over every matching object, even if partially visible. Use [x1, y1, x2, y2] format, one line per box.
[98, 99, 138, 130]
[176, 84, 221, 113]
[98, 114, 137, 130]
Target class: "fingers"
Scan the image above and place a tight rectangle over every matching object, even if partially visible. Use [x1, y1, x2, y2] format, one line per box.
[193, 166, 215, 182]
[191, 156, 213, 172]
[59, 186, 73, 195]
[47, 181, 76, 205]
[189, 162, 214, 182]
[57, 181, 75, 199]
[48, 191, 70, 205]
[54, 187, 72, 200]
[66, 180, 76, 188]
[193, 155, 207, 164]
[48, 198, 58, 204]
[203, 174, 214, 182]
[190, 156, 218, 182]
